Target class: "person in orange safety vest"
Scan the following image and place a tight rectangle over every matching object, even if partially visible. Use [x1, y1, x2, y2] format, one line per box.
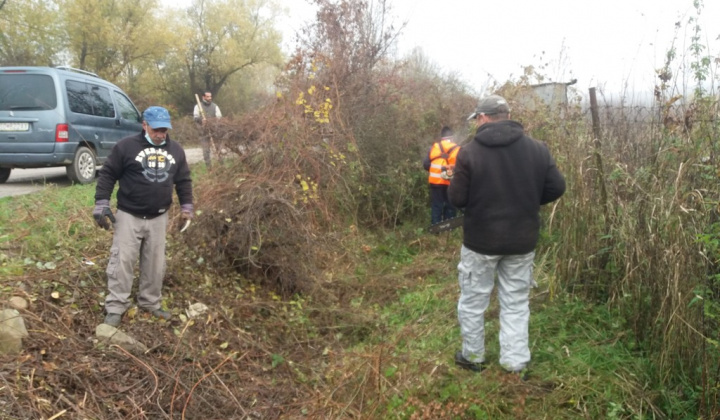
[423, 126, 459, 226]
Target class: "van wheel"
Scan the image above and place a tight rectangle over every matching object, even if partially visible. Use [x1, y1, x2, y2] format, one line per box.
[67, 146, 97, 184]
[0, 168, 10, 184]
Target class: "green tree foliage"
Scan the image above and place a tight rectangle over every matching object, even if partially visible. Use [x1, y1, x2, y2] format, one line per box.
[156, 0, 283, 114]
[0, 0, 63, 66]
[59, 0, 167, 83]
[5, 0, 287, 114]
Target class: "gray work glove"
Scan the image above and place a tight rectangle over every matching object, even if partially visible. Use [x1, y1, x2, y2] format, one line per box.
[179, 203, 194, 232]
[181, 203, 194, 220]
[93, 199, 115, 230]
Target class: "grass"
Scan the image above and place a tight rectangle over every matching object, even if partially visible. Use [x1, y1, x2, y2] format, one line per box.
[0, 181, 672, 419]
[0, 183, 98, 276]
[353, 247, 659, 419]
[301, 230, 662, 419]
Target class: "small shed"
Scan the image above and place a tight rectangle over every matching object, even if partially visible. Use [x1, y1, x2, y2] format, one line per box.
[516, 79, 577, 110]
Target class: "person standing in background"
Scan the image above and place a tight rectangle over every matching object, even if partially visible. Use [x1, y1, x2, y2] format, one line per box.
[193, 91, 222, 168]
[423, 126, 459, 227]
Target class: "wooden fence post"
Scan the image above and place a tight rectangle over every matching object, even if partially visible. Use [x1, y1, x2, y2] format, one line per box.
[589, 88, 611, 291]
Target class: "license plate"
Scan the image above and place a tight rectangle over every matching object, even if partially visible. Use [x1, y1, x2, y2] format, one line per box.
[0, 122, 29, 132]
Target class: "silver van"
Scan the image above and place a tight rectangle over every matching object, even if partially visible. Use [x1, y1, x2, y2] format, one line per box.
[0, 66, 142, 184]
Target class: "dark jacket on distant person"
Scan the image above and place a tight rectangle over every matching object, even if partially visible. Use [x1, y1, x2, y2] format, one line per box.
[95, 132, 193, 218]
[448, 120, 565, 255]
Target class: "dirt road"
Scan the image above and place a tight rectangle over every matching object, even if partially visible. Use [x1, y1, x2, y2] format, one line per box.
[0, 148, 203, 199]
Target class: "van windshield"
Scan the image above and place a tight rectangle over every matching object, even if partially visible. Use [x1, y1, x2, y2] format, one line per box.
[0, 74, 57, 111]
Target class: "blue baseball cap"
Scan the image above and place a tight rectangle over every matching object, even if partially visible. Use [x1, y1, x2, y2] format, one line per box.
[143, 106, 172, 129]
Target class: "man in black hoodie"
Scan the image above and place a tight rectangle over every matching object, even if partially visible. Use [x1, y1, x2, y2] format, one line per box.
[448, 95, 565, 377]
[93, 106, 194, 327]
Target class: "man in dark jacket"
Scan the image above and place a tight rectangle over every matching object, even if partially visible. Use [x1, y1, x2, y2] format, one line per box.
[93, 106, 194, 327]
[448, 95, 565, 377]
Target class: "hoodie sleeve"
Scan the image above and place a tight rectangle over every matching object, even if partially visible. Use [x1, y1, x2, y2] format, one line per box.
[94, 142, 124, 201]
[172, 145, 194, 206]
[540, 155, 566, 204]
[448, 147, 470, 208]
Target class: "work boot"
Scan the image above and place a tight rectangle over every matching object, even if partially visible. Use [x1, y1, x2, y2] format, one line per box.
[503, 367, 529, 381]
[454, 351, 485, 372]
[104, 313, 122, 327]
[142, 307, 172, 320]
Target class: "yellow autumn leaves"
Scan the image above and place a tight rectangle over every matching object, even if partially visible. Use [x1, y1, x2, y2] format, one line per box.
[295, 174, 319, 204]
[294, 86, 333, 124]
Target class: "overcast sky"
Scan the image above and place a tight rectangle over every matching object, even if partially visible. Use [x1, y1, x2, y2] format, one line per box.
[280, 0, 719, 100]
[168, 0, 720, 100]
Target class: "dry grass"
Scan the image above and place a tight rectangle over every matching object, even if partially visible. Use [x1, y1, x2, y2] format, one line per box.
[510, 89, 720, 416]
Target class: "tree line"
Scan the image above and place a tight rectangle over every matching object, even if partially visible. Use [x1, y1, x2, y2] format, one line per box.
[0, 0, 284, 114]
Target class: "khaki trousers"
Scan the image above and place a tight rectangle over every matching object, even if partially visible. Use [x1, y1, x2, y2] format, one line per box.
[104, 210, 168, 314]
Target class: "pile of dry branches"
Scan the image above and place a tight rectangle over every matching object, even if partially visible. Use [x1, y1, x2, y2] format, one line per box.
[0, 261, 377, 419]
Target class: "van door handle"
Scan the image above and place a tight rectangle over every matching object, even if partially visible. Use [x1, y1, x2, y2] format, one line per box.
[115, 119, 121, 126]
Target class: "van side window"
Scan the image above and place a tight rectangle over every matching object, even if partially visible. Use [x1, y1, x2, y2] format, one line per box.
[66, 80, 93, 115]
[113, 91, 140, 121]
[67, 81, 116, 118]
[90, 84, 115, 118]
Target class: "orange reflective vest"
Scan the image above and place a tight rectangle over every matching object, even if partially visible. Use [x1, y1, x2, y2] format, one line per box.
[427, 138, 459, 186]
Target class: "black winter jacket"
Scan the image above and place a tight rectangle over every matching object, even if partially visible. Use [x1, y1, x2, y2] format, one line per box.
[448, 120, 565, 255]
[95, 132, 193, 217]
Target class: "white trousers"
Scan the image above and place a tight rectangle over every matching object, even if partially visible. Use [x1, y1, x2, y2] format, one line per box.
[457, 246, 535, 370]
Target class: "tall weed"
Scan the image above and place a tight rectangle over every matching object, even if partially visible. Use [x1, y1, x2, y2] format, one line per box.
[509, 25, 720, 416]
